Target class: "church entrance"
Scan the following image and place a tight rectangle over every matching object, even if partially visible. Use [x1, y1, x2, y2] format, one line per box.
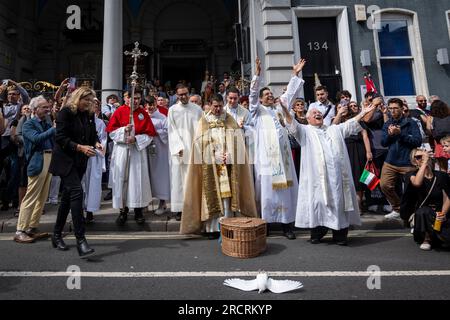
[137, 0, 236, 93]
[160, 57, 207, 94]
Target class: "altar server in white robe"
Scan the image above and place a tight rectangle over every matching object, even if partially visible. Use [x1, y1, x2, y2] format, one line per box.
[284, 100, 377, 245]
[82, 112, 107, 223]
[249, 57, 306, 240]
[168, 84, 203, 221]
[145, 97, 170, 215]
[106, 90, 157, 226]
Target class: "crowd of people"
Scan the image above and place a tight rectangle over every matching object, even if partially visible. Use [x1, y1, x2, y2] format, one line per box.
[1, 57, 449, 258]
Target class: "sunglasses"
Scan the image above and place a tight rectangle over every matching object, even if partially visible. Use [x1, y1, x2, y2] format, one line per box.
[414, 155, 423, 161]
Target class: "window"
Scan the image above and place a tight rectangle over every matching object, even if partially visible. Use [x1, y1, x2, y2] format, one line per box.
[373, 10, 428, 99]
[377, 19, 415, 96]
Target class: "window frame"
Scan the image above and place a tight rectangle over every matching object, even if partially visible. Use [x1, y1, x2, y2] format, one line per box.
[446, 10, 450, 41]
[372, 9, 429, 102]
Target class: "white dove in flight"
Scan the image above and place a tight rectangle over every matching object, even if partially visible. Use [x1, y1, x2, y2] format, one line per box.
[223, 273, 303, 294]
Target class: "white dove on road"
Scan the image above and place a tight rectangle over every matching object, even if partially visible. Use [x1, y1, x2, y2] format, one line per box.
[223, 273, 303, 294]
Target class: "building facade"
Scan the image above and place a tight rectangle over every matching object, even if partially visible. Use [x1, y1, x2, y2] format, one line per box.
[1, 0, 449, 104]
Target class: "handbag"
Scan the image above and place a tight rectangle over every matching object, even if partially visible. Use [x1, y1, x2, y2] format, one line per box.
[360, 161, 381, 191]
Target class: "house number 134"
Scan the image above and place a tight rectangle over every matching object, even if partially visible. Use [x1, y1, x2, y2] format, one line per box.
[307, 42, 329, 51]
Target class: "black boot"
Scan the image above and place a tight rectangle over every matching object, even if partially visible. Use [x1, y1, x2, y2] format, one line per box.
[310, 226, 329, 244]
[332, 228, 349, 246]
[134, 208, 145, 225]
[282, 223, 296, 240]
[76, 237, 95, 257]
[116, 207, 129, 226]
[51, 233, 69, 251]
[85, 212, 94, 224]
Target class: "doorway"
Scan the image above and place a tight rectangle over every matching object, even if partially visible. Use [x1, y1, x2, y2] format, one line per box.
[298, 17, 342, 104]
[160, 58, 207, 94]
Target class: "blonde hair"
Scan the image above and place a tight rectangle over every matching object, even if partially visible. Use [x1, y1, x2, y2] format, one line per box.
[65, 87, 96, 113]
[441, 135, 450, 145]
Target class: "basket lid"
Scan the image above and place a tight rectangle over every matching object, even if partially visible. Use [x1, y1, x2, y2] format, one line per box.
[220, 217, 266, 228]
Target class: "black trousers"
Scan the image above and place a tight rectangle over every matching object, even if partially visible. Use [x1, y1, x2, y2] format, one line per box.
[53, 166, 86, 239]
[311, 226, 349, 242]
[414, 207, 450, 245]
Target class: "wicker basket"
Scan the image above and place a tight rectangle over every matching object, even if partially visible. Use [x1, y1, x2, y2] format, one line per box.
[220, 218, 267, 259]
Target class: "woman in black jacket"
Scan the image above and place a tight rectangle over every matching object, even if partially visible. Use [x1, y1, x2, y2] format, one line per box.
[49, 87, 102, 257]
[401, 149, 450, 251]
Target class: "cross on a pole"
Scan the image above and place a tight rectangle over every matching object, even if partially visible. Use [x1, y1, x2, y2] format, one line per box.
[124, 41, 148, 86]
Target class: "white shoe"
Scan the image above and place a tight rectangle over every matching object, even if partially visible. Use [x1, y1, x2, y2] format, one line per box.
[368, 205, 378, 213]
[154, 207, 167, 216]
[420, 242, 431, 251]
[384, 211, 401, 220]
[383, 205, 392, 213]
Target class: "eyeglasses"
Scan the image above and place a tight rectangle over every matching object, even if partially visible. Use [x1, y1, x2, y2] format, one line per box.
[414, 155, 423, 161]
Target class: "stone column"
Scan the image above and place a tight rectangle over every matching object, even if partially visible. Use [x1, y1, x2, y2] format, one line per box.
[101, 0, 123, 104]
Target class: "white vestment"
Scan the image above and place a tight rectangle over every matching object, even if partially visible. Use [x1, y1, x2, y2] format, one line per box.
[167, 102, 203, 212]
[249, 75, 304, 223]
[109, 124, 153, 209]
[149, 110, 170, 201]
[225, 104, 255, 162]
[83, 116, 107, 212]
[287, 119, 363, 230]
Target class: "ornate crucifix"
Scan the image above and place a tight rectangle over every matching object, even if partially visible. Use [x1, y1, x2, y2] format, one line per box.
[124, 41, 148, 98]
[121, 42, 148, 209]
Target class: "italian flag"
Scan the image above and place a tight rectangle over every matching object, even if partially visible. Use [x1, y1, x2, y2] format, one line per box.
[359, 169, 380, 191]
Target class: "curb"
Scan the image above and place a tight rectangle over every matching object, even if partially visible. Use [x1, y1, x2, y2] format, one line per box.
[0, 216, 407, 234]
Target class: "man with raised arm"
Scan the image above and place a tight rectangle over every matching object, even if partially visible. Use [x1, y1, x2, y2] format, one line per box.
[282, 94, 377, 246]
[249, 57, 306, 240]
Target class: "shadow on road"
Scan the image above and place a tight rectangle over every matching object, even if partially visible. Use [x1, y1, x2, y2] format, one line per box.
[0, 277, 22, 295]
[82, 239, 191, 262]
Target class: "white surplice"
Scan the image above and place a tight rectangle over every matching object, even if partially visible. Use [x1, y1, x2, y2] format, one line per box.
[149, 110, 170, 201]
[287, 119, 363, 230]
[82, 116, 107, 212]
[249, 75, 304, 223]
[167, 102, 203, 212]
[109, 124, 153, 209]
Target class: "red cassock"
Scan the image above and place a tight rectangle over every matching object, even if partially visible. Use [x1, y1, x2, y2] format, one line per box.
[157, 106, 168, 117]
[106, 105, 157, 137]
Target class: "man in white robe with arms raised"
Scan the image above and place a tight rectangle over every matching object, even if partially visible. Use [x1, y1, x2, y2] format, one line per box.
[283, 98, 377, 245]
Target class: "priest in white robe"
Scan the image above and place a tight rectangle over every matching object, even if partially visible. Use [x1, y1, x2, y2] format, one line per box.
[168, 84, 203, 220]
[284, 101, 377, 245]
[249, 58, 306, 240]
[146, 97, 170, 215]
[106, 91, 157, 226]
[82, 113, 107, 223]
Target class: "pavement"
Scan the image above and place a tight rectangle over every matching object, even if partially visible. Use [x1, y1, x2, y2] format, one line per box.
[0, 190, 406, 234]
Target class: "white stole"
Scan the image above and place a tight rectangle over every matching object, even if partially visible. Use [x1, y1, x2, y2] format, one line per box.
[260, 107, 291, 190]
